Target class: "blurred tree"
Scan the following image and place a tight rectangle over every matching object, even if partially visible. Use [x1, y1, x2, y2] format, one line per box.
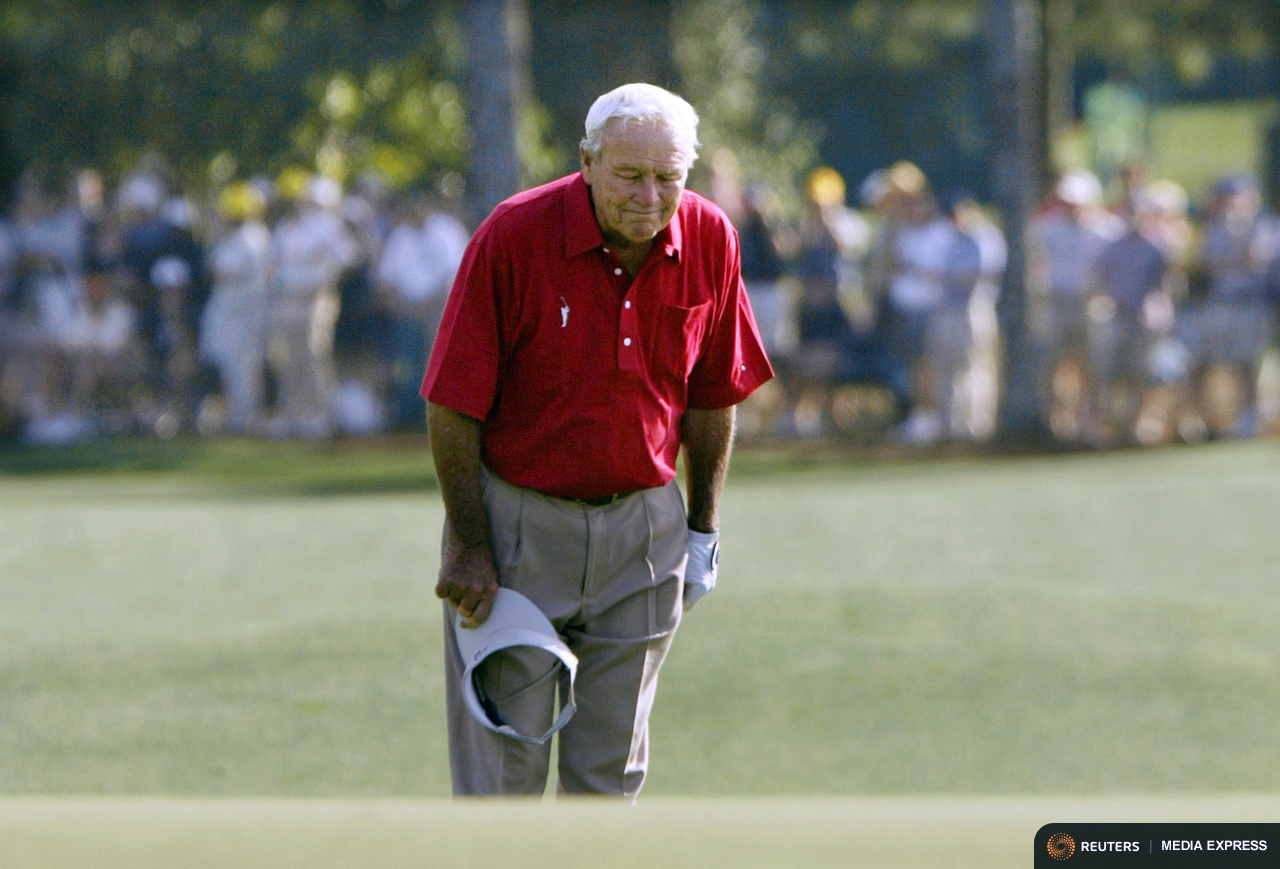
[1, 0, 1276, 209]
[1072, 0, 1275, 94]
[1042, 0, 1076, 172]
[287, 24, 472, 193]
[463, 0, 527, 224]
[0, 1, 474, 196]
[1263, 3, 1280, 203]
[986, 0, 1045, 441]
[672, 0, 821, 216]
[760, 0, 993, 199]
[527, 0, 677, 178]
[730, 0, 1279, 202]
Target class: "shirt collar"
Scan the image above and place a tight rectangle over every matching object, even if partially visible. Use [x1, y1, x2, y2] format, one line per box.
[563, 172, 684, 263]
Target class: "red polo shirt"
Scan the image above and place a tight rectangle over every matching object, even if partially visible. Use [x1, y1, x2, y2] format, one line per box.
[422, 173, 773, 500]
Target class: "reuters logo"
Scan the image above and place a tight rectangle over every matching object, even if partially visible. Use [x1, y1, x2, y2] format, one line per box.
[1047, 833, 1076, 861]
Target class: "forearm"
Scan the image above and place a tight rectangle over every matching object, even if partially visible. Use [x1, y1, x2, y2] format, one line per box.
[681, 405, 736, 533]
[426, 401, 499, 625]
[427, 401, 490, 547]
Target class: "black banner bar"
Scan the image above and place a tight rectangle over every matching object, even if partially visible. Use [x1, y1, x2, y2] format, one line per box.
[1036, 824, 1280, 867]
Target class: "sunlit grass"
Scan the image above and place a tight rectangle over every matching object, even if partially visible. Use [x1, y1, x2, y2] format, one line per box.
[2, 438, 1278, 801]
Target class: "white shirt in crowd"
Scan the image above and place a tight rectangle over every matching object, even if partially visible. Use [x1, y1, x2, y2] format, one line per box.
[375, 211, 469, 305]
[271, 206, 360, 296]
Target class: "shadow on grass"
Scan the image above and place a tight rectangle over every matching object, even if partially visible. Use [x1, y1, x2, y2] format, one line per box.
[0, 430, 1116, 497]
[0, 436, 441, 497]
[0, 439, 201, 474]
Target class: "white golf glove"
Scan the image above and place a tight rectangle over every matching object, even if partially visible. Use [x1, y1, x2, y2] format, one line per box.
[684, 528, 720, 611]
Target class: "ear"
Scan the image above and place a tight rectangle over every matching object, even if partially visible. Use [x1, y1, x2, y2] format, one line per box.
[580, 146, 595, 184]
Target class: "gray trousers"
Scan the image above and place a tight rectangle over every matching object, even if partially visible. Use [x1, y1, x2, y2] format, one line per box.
[442, 469, 686, 797]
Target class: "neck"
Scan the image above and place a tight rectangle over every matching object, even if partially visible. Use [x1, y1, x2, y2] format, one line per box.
[610, 238, 653, 275]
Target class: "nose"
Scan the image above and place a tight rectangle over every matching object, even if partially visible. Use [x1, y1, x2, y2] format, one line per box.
[634, 177, 660, 206]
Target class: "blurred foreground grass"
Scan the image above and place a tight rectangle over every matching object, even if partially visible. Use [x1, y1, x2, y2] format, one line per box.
[3, 795, 1278, 869]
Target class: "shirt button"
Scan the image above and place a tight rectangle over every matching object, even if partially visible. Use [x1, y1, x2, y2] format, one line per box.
[624, 300, 631, 309]
[623, 337, 632, 347]
[614, 268, 623, 276]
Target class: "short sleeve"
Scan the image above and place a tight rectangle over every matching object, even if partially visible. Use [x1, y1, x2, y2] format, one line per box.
[685, 229, 774, 409]
[420, 227, 503, 421]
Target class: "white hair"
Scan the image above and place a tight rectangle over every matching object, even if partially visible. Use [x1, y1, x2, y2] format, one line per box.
[580, 83, 701, 169]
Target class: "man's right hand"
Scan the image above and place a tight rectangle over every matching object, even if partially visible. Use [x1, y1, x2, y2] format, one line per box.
[427, 401, 498, 629]
[436, 538, 499, 628]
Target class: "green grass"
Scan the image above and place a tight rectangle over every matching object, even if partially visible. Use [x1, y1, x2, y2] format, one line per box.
[661, 442, 1280, 794]
[3, 437, 1280, 803]
[3, 795, 1279, 869]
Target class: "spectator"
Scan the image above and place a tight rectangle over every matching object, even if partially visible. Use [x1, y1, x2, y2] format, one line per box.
[0, 207, 19, 435]
[732, 182, 793, 436]
[12, 169, 89, 279]
[1126, 180, 1197, 444]
[788, 166, 899, 436]
[7, 172, 89, 442]
[918, 187, 985, 443]
[373, 185, 469, 431]
[704, 147, 792, 356]
[118, 170, 206, 435]
[1184, 174, 1280, 438]
[738, 182, 791, 358]
[61, 256, 145, 432]
[331, 174, 394, 433]
[878, 168, 971, 445]
[863, 161, 926, 325]
[148, 255, 202, 436]
[199, 181, 273, 435]
[948, 189, 1006, 441]
[267, 174, 359, 439]
[71, 168, 110, 268]
[1087, 195, 1170, 445]
[1027, 168, 1124, 442]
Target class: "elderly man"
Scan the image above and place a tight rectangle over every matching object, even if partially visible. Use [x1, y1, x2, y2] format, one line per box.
[422, 83, 773, 797]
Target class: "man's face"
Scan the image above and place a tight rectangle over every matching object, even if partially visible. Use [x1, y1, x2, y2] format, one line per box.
[581, 118, 688, 249]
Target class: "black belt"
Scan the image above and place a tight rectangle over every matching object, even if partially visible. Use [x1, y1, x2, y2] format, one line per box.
[569, 492, 632, 507]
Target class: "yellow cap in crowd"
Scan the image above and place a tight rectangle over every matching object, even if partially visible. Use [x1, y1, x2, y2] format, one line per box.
[216, 181, 267, 221]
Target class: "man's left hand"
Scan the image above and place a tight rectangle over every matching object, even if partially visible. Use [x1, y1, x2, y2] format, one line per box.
[684, 528, 720, 611]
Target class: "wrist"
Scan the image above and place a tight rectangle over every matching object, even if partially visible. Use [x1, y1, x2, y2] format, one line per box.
[446, 526, 490, 549]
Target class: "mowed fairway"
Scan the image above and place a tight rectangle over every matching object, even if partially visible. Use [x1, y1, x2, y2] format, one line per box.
[2, 437, 1279, 866]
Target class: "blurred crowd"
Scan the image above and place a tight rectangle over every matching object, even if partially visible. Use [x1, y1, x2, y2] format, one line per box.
[3, 155, 1280, 449]
[713, 152, 1280, 448]
[0, 162, 468, 444]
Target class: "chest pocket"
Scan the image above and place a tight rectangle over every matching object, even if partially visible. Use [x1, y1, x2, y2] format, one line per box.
[651, 301, 711, 381]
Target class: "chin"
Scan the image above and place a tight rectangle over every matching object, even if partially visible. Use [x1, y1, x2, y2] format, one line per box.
[620, 222, 662, 243]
